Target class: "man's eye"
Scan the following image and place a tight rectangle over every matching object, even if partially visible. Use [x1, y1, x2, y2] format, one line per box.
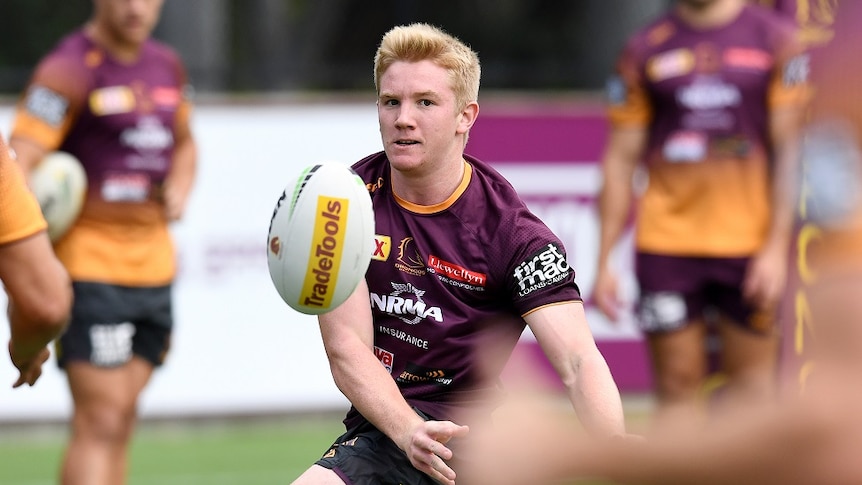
[383, 99, 398, 106]
[420, 99, 433, 107]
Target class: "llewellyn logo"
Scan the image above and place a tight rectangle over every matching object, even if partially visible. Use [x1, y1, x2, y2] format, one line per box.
[300, 196, 348, 309]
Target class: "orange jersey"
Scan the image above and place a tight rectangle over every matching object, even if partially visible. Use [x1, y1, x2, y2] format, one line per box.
[12, 30, 193, 286]
[0, 136, 47, 245]
[608, 5, 810, 256]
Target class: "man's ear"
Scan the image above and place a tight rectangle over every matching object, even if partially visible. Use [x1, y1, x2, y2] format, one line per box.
[457, 101, 479, 135]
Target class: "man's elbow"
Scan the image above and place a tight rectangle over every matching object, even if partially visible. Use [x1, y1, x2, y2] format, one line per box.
[18, 280, 72, 340]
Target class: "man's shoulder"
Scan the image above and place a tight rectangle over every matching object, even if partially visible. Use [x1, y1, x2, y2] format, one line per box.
[351, 151, 387, 177]
[144, 37, 184, 62]
[618, 12, 680, 63]
[38, 29, 90, 68]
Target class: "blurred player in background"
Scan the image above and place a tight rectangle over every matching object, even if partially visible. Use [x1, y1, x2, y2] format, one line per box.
[593, 0, 810, 424]
[461, 2, 862, 484]
[0, 133, 72, 388]
[754, 0, 846, 397]
[9, 0, 197, 484]
[291, 23, 627, 485]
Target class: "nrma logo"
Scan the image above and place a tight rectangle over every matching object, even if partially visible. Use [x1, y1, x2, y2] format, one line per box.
[370, 282, 442, 325]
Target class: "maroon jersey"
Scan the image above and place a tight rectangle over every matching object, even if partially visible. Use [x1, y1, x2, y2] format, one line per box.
[12, 30, 193, 285]
[348, 152, 582, 427]
[608, 5, 809, 256]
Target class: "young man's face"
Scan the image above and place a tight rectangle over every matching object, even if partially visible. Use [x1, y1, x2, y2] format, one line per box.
[94, 0, 165, 46]
[377, 60, 475, 175]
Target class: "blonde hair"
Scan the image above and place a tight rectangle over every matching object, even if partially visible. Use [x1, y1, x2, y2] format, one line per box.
[374, 23, 481, 111]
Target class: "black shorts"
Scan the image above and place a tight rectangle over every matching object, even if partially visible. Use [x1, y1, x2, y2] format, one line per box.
[315, 410, 445, 485]
[55, 282, 173, 368]
[635, 252, 773, 335]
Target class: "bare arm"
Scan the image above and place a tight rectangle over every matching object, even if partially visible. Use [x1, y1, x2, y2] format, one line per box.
[317, 279, 468, 485]
[525, 301, 626, 437]
[743, 103, 805, 308]
[8, 137, 50, 182]
[594, 127, 647, 321]
[0, 233, 71, 387]
[162, 120, 197, 221]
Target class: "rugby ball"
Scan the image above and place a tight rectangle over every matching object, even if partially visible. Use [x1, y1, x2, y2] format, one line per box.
[29, 151, 87, 242]
[267, 162, 375, 315]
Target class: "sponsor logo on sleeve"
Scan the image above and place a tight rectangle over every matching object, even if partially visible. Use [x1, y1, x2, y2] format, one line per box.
[512, 243, 572, 298]
[24, 85, 69, 126]
[783, 53, 810, 87]
[605, 75, 627, 105]
[299, 196, 348, 310]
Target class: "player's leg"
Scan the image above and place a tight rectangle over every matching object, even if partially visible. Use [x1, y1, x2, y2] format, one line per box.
[644, 321, 708, 428]
[61, 357, 154, 485]
[293, 416, 443, 485]
[711, 256, 780, 414]
[715, 317, 779, 412]
[58, 283, 170, 485]
[635, 253, 710, 428]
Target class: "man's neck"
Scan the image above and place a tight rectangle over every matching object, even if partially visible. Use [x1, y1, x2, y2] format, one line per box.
[84, 22, 143, 64]
[391, 157, 466, 207]
[675, 0, 745, 30]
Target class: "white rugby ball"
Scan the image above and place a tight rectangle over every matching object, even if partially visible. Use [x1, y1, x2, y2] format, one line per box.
[267, 162, 375, 315]
[29, 151, 87, 242]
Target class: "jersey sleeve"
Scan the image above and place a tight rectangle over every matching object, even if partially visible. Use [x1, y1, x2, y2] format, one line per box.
[0, 136, 47, 245]
[11, 54, 89, 151]
[607, 38, 653, 128]
[502, 213, 582, 317]
[767, 19, 814, 109]
[169, 51, 195, 141]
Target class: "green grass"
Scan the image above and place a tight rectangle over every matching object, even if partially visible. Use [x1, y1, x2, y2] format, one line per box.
[0, 399, 652, 485]
[0, 413, 346, 485]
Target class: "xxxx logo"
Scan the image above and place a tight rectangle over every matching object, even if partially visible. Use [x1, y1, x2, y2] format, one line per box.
[372, 235, 390, 261]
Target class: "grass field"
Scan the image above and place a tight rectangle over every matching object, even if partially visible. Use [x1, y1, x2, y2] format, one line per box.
[0, 412, 347, 485]
[1, 398, 652, 485]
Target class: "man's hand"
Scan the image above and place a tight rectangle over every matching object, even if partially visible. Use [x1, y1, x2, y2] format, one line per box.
[743, 243, 788, 310]
[593, 266, 622, 322]
[9, 341, 51, 388]
[402, 420, 469, 485]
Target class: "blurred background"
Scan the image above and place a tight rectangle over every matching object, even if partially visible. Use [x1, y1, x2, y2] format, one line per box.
[0, 0, 673, 94]
[0, 1, 676, 484]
